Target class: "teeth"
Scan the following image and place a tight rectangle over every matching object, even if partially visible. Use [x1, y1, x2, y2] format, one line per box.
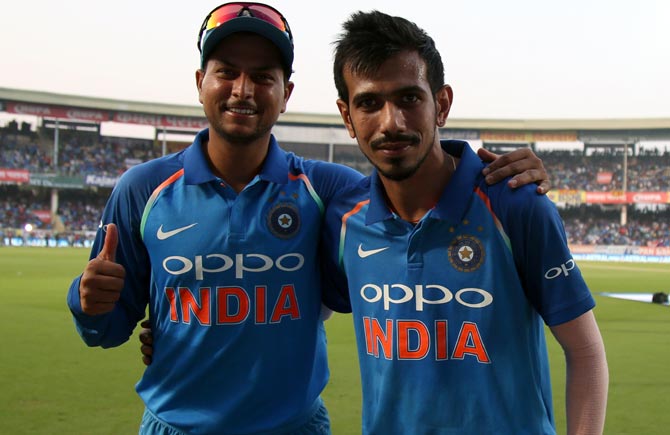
[228, 107, 256, 115]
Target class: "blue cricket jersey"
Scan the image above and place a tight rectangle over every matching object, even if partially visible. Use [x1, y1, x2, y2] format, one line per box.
[321, 140, 595, 435]
[67, 129, 362, 435]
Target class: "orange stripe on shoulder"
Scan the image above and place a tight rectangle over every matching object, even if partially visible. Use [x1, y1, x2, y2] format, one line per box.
[474, 186, 494, 214]
[342, 199, 370, 225]
[152, 169, 185, 196]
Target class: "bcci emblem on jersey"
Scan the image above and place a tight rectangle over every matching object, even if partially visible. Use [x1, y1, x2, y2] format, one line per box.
[267, 202, 301, 239]
[448, 234, 485, 272]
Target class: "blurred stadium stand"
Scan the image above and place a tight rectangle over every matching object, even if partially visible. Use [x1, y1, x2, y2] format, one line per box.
[1, 87, 669, 256]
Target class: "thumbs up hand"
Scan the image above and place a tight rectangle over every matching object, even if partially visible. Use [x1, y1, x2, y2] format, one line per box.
[79, 223, 127, 315]
[97, 222, 119, 262]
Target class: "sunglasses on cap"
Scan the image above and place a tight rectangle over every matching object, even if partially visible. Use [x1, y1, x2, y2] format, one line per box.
[197, 2, 293, 54]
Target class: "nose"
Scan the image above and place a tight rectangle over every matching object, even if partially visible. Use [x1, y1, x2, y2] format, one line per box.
[379, 103, 406, 135]
[231, 73, 254, 99]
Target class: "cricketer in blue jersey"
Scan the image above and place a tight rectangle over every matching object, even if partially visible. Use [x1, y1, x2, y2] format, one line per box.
[67, 3, 362, 434]
[320, 10, 609, 435]
[69, 129, 361, 434]
[68, 3, 551, 435]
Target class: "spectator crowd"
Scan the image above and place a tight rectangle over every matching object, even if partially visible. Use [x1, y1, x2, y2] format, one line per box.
[1, 128, 160, 177]
[537, 148, 670, 191]
[561, 206, 670, 247]
[2, 124, 670, 247]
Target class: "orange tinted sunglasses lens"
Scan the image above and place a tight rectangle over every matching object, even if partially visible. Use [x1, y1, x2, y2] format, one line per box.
[205, 3, 287, 33]
[198, 2, 291, 53]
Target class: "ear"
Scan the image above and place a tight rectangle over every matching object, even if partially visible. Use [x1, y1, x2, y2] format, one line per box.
[336, 98, 356, 138]
[195, 69, 205, 104]
[435, 85, 453, 127]
[280, 81, 295, 113]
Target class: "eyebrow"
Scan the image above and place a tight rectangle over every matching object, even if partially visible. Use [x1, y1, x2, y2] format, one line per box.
[351, 85, 428, 106]
[215, 58, 281, 73]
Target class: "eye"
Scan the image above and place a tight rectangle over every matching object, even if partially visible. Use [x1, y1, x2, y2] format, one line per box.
[357, 97, 381, 110]
[400, 94, 420, 105]
[253, 73, 276, 84]
[216, 68, 238, 79]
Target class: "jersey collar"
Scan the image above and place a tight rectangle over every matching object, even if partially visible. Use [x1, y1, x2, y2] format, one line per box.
[431, 140, 485, 225]
[183, 129, 289, 185]
[366, 140, 484, 226]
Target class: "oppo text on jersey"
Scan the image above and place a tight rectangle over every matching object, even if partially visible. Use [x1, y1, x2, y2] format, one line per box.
[544, 258, 576, 280]
[360, 284, 493, 311]
[163, 253, 305, 279]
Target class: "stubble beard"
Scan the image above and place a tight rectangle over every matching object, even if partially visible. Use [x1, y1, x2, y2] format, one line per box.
[367, 130, 436, 182]
[210, 116, 273, 147]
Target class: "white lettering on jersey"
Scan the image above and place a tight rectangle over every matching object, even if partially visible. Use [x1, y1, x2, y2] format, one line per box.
[163, 253, 305, 279]
[360, 284, 493, 311]
[544, 259, 576, 280]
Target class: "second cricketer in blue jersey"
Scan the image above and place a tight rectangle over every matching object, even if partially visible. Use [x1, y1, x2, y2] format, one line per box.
[321, 10, 609, 435]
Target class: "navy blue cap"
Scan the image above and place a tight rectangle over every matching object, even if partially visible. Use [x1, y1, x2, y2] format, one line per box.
[200, 15, 294, 76]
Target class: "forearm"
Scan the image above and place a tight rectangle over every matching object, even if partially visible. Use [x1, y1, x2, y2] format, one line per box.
[564, 335, 609, 434]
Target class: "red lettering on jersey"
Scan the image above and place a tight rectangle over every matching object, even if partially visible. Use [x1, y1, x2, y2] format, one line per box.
[452, 322, 490, 363]
[180, 287, 211, 325]
[363, 317, 374, 355]
[270, 285, 300, 322]
[165, 287, 178, 322]
[362, 317, 490, 362]
[364, 317, 394, 359]
[216, 287, 250, 324]
[435, 320, 448, 360]
[162, 285, 302, 325]
[397, 320, 430, 360]
[255, 286, 267, 324]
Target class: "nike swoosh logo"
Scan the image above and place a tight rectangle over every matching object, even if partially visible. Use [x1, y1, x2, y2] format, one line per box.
[358, 244, 390, 258]
[157, 223, 198, 240]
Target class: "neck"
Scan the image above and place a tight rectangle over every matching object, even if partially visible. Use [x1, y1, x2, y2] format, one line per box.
[380, 146, 457, 223]
[205, 131, 271, 193]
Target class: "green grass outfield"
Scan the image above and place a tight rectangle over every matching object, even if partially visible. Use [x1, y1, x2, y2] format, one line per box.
[0, 247, 668, 434]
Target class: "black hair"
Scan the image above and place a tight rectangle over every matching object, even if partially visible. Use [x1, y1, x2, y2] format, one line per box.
[333, 10, 445, 103]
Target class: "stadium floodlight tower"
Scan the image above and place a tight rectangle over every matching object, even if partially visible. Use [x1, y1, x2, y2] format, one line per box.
[621, 142, 628, 226]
